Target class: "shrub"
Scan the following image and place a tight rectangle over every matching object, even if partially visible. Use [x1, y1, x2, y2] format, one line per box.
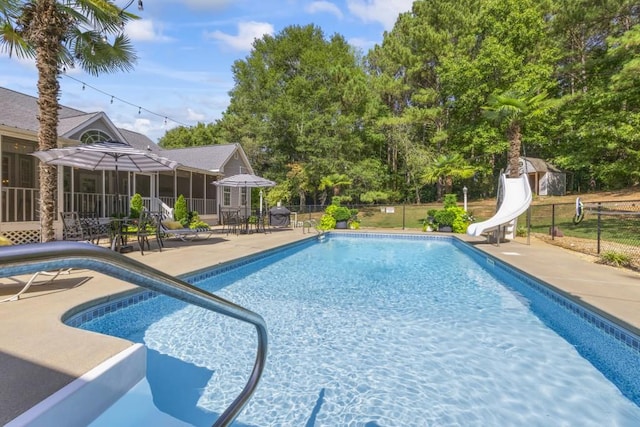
[516, 225, 528, 237]
[188, 211, 210, 229]
[429, 200, 472, 233]
[599, 251, 631, 268]
[319, 214, 336, 230]
[443, 194, 457, 209]
[323, 199, 356, 226]
[174, 195, 189, 226]
[129, 193, 143, 219]
[433, 209, 456, 228]
[332, 206, 352, 222]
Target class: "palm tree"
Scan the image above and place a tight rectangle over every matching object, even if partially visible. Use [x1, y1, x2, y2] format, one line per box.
[421, 153, 475, 201]
[483, 89, 555, 178]
[0, 0, 139, 241]
[318, 173, 352, 206]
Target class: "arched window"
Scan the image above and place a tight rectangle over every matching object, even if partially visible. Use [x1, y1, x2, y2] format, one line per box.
[80, 130, 112, 144]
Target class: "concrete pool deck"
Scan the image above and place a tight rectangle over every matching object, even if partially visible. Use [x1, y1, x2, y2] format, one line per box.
[1, 228, 640, 424]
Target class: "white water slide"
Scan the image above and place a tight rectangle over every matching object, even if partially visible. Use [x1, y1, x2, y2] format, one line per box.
[467, 174, 532, 239]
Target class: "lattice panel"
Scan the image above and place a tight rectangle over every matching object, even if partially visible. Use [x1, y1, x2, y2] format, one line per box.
[1, 229, 41, 244]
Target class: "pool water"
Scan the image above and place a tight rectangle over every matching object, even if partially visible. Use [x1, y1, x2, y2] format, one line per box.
[82, 235, 640, 426]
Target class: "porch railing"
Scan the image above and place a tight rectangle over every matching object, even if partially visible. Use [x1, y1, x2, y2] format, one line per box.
[2, 190, 218, 223]
[2, 187, 39, 222]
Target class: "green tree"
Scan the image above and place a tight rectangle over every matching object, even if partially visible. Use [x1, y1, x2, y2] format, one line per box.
[1, 0, 138, 241]
[483, 90, 559, 178]
[158, 122, 224, 148]
[219, 24, 381, 203]
[421, 153, 475, 200]
[318, 173, 352, 206]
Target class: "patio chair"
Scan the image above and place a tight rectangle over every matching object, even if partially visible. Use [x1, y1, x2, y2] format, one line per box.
[119, 210, 163, 255]
[0, 235, 73, 302]
[221, 210, 241, 236]
[78, 212, 110, 245]
[60, 212, 91, 242]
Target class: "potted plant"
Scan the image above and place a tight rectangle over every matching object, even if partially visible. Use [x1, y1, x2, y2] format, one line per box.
[433, 209, 456, 232]
[319, 199, 356, 230]
[331, 206, 352, 229]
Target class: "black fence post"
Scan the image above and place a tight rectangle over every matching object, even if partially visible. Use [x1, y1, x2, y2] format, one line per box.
[551, 204, 555, 241]
[597, 202, 602, 254]
[402, 203, 406, 230]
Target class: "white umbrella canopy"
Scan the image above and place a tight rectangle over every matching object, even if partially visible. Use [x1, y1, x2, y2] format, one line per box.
[213, 173, 276, 217]
[31, 141, 180, 172]
[31, 141, 180, 215]
[213, 173, 276, 188]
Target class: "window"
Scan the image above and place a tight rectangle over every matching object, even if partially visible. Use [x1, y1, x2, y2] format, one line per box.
[240, 187, 247, 207]
[80, 130, 112, 144]
[223, 187, 231, 206]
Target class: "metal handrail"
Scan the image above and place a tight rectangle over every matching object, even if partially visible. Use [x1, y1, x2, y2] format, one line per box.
[0, 241, 267, 427]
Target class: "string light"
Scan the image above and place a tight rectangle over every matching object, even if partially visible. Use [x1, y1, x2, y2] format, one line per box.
[62, 74, 191, 127]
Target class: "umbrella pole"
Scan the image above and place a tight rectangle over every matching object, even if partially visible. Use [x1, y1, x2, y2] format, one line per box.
[115, 163, 120, 217]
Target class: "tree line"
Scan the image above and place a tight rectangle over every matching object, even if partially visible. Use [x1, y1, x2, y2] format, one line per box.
[160, 0, 640, 207]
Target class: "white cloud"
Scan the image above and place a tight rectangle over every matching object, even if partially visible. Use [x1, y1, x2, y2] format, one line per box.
[186, 108, 206, 121]
[126, 20, 173, 42]
[306, 1, 344, 19]
[205, 21, 275, 51]
[347, 0, 413, 31]
[160, 0, 232, 11]
[115, 117, 152, 134]
[348, 37, 376, 50]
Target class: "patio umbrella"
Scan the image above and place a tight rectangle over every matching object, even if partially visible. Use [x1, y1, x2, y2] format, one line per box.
[213, 173, 276, 216]
[31, 141, 180, 214]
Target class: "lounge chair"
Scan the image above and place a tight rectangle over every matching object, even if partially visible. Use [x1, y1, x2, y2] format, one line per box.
[159, 217, 213, 241]
[0, 270, 73, 303]
[0, 235, 73, 302]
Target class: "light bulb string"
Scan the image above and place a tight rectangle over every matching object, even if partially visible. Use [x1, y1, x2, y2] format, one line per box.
[62, 74, 191, 127]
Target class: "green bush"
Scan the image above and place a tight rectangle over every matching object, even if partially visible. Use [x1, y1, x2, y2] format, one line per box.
[443, 194, 457, 209]
[319, 214, 336, 230]
[433, 209, 456, 228]
[129, 193, 143, 219]
[188, 211, 210, 229]
[430, 203, 471, 234]
[599, 251, 631, 268]
[174, 195, 189, 226]
[332, 206, 352, 222]
[323, 199, 356, 226]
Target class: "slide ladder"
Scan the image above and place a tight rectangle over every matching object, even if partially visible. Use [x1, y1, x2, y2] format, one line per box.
[467, 174, 532, 240]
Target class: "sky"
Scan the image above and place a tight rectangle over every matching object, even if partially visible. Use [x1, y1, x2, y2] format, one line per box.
[0, 0, 414, 143]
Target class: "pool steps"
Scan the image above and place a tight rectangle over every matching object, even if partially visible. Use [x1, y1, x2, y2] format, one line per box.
[0, 241, 266, 427]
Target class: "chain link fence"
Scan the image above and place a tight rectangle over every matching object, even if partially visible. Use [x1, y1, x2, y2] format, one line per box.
[525, 199, 640, 269]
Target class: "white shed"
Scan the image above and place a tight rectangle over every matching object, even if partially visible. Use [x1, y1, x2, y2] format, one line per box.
[518, 157, 566, 196]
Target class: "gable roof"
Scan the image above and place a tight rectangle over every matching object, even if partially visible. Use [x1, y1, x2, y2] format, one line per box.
[160, 143, 249, 174]
[118, 128, 162, 154]
[0, 86, 88, 134]
[521, 157, 563, 173]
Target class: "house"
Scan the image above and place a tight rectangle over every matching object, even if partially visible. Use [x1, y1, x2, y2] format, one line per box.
[0, 87, 254, 243]
[516, 157, 566, 196]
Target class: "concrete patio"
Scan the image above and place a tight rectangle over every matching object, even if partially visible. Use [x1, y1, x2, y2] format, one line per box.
[1, 228, 639, 424]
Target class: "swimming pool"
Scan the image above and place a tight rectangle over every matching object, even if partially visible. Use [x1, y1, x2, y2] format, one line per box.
[74, 234, 640, 426]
